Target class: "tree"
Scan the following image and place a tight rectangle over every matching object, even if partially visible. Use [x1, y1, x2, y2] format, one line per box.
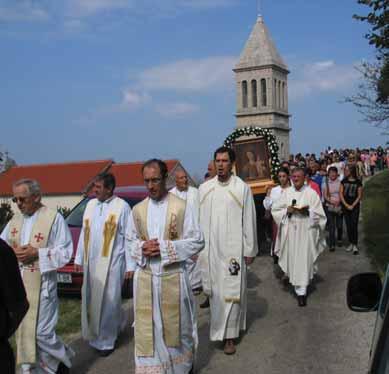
[346, 0, 389, 129]
[0, 202, 13, 232]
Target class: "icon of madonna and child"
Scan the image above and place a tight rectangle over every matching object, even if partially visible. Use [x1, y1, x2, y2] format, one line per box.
[233, 138, 271, 182]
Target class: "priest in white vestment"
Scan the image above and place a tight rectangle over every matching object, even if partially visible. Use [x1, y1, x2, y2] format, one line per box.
[263, 167, 291, 260]
[170, 169, 202, 293]
[271, 167, 327, 307]
[127, 159, 204, 374]
[199, 147, 257, 355]
[1, 178, 74, 374]
[74, 173, 132, 356]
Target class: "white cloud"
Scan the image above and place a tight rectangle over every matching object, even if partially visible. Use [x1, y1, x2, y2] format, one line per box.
[156, 102, 199, 118]
[289, 60, 358, 101]
[121, 89, 151, 109]
[137, 56, 237, 92]
[0, 1, 49, 22]
[66, 0, 130, 18]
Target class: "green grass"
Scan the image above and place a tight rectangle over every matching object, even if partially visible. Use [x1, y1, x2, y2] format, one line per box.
[56, 296, 82, 342]
[363, 170, 389, 273]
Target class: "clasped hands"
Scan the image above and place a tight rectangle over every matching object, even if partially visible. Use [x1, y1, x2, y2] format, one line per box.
[142, 238, 161, 258]
[13, 244, 39, 264]
[287, 205, 309, 216]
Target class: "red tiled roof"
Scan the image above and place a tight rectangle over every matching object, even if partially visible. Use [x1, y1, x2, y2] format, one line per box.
[0, 160, 113, 196]
[110, 160, 179, 186]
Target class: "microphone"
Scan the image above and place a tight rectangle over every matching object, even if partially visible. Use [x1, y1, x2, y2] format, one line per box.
[288, 199, 297, 218]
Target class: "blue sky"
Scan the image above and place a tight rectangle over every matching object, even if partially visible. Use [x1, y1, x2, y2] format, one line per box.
[0, 0, 384, 177]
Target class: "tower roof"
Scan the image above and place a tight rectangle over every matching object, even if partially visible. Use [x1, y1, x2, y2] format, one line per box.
[235, 16, 288, 72]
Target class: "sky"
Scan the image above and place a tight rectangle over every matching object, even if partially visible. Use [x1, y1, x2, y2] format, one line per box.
[0, 0, 384, 177]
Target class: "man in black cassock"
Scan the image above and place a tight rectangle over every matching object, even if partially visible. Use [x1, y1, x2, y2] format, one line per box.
[0, 238, 29, 373]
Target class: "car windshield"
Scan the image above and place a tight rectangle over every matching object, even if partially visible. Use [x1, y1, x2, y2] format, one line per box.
[65, 196, 141, 227]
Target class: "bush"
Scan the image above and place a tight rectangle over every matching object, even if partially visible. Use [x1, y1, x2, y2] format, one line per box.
[57, 206, 71, 218]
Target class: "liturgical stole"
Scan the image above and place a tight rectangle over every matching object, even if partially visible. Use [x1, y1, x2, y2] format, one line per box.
[7, 206, 57, 366]
[132, 193, 186, 357]
[200, 176, 245, 303]
[81, 197, 126, 341]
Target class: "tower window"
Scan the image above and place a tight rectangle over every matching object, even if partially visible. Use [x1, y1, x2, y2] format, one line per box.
[278, 80, 281, 108]
[242, 81, 248, 108]
[251, 80, 257, 107]
[261, 79, 267, 107]
[273, 79, 277, 107]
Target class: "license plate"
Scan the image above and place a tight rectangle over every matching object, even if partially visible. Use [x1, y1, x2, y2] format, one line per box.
[57, 273, 72, 284]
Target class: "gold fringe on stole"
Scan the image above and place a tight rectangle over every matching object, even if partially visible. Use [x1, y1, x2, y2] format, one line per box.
[224, 297, 241, 303]
[83, 219, 90, 263]
[135, 271, 154, 357]
[16, 268, 41, 365]
[161, 272, 181, 348]
[14, 207, 57, 366]
[102, 214, 117, 257]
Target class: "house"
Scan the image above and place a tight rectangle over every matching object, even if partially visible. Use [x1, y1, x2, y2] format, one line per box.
[0, 159, 194, 212]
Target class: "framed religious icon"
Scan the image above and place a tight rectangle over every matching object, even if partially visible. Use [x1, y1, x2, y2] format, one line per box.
[233, 138, 272, 183]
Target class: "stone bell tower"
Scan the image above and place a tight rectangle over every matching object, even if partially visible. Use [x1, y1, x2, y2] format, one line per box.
[234, 15, 291, 161]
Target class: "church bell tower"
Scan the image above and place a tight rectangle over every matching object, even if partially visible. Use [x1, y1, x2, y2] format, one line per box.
[234, 15, 291, 161]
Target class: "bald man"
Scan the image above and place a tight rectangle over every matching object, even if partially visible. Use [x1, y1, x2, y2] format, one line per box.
[170, 169, 202, 293]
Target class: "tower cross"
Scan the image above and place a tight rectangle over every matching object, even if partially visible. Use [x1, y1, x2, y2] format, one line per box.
[257, 0, 262, 17]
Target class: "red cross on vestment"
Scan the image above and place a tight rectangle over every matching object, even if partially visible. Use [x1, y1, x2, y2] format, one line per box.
[11, 228, 18, 237]
[34, 233, 44, 243]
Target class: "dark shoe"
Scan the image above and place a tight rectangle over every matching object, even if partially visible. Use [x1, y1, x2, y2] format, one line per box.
[223, 339, 236, 355]
[56, 362, 70, 374]
[192, 287, 202, 296]
[97, 348, 114, 357]
[297, 295, 307, 307]
[273, 255, 279, 265]
[281, 275, 289, 287]
[329, 247, 335, 252]
[200, 297, 210, 309]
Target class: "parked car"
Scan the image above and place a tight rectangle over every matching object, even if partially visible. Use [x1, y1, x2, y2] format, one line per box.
[347, 267, 389, 373]
[57, 186, 148, 298]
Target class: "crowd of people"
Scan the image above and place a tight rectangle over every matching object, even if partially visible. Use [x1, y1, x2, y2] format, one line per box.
[0, 144, 386, 374]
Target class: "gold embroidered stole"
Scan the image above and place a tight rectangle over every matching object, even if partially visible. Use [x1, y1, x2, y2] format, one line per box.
[8, 207, 57, 366]
[133, 193, 185, 357]
[80, 197, 125, 341]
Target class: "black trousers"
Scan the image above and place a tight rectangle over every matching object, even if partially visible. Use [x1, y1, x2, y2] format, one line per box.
[0, 339, 15, 374]
[344, 205, 360, 245]
[327, 211, 343, 248]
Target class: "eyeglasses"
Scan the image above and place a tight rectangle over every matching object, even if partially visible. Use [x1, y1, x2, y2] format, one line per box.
[144, 178, 162, 186]
[12, 196, 29, 204]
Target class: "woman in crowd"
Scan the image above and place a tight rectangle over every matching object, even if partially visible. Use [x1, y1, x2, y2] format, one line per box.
[323, 166, 343, 252]
[340, 165, 363, 255]
[263, 167, 291, 263]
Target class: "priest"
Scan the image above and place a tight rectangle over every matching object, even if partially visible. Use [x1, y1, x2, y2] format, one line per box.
[199, 146, 257, 355]
[74, 173, 132, 356]
[127, 159, 204, 374]
[271, 167, 327, 307]
[1, 178, 74, 373]
[170, 169, 202, 294]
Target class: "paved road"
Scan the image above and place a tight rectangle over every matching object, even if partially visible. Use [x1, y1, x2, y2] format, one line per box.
[70, 240, 376, 374]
